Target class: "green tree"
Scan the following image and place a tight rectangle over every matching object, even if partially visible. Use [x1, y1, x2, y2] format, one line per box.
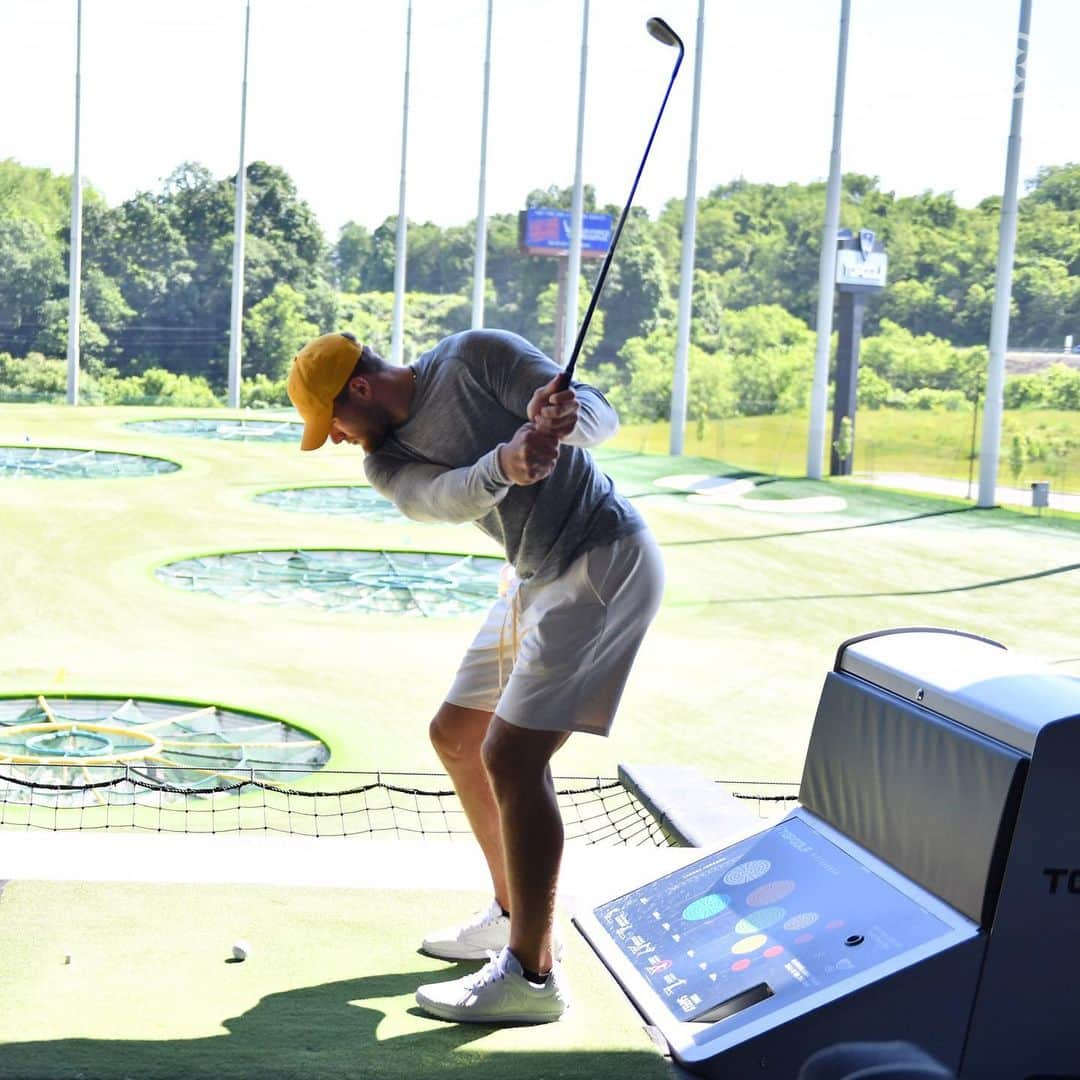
[0, 217, 65, 356]
[244, 283, 320, 380]
[1025, 163, 1080, 213]
[1008, 434, 1025, 485]
[596, 215, 669, 356]
[335, 221, 372, 291]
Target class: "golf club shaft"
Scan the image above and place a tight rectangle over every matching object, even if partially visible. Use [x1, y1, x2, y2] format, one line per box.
[556, 18, 684, 392]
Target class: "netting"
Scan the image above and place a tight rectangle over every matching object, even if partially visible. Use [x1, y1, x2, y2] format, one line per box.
[255, 486, 405, 521]
[156, 549, 504, 616]
[0, 766, 662, 844]
[125, 418, 303, 442]
[0, 765, 798, 845]
[0, 696, 329, 798]
[0, 446, 180, 479]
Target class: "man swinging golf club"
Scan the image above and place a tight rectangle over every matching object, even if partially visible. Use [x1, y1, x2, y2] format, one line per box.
[288, 327, 663, 1023]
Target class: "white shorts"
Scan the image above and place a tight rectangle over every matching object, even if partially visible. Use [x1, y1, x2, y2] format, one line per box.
[445, 530, 664, 736]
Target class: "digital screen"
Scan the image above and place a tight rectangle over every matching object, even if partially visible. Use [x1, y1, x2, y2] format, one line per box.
[594, 817, 950, 1024]
[520, 208, 613, 254]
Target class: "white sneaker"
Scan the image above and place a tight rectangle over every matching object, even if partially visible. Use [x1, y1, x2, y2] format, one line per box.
[421, 899, 510, 960]
[415, 947, 570, 1024]
[421, 899, 565, 961]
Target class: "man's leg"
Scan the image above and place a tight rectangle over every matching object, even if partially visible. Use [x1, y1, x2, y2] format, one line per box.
[428, 701, 507, 908]
[481, 716, 570, 975]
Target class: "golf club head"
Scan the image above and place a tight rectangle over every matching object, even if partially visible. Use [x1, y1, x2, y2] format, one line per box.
[646, 16, 683, 51]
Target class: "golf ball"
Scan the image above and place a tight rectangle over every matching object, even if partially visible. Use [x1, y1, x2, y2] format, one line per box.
[232, 940, 250, 961]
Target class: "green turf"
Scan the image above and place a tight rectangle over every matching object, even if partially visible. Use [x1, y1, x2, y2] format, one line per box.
[0, 879, 671, 1080]
[1, 402, 1078, 785]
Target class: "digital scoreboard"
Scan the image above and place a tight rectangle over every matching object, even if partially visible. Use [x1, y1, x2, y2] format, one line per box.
[576, 628, 1080, 1078]
[594, 816, 952, 1026]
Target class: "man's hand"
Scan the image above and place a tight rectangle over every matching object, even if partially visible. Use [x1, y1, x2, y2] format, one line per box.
[498, 423, 560, 485]
[527, 375, 579, 439]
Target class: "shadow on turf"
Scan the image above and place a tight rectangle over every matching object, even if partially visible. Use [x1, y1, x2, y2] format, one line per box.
[0, 966, 671, 1080]
[688, 559, 1080, 605]
[659, 505, 979, 546]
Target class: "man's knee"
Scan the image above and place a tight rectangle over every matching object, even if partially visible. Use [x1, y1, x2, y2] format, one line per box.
[480, 727, 512, 789]
[481, 718, 565, 794]
[429, 703, 490, 764]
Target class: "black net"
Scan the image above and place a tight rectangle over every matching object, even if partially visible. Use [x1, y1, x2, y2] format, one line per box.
[0, 766, 672, 846]
[0, 763, 800, 846]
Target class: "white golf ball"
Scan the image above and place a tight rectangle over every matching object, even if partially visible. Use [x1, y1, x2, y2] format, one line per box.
[232, 940, 250, 961]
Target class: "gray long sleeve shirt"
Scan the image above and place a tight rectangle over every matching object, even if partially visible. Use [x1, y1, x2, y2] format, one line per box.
[363, 329, 644, 584]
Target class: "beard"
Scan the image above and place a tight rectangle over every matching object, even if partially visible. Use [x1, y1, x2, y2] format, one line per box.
[360, 404, 394, 453]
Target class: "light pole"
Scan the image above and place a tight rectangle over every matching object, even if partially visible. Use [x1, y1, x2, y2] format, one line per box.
[227, 0, 252, 409]
[669, 0, 706, 456]
[390, 0, 413, 367]
[66, 0, 84, 406]
[978, 0, 1032, 508]
[471, 0, 494, 329]
[806, 0, 851, 479]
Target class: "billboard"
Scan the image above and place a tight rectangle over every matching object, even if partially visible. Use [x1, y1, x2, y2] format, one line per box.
[519, 208, 614, 258]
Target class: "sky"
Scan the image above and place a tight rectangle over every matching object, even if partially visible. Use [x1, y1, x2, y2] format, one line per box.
[0, 0, 1077, 240]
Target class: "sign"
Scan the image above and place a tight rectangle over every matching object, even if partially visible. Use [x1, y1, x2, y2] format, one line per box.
[836, 250, 888, 290]
[519, 208, 613, 258]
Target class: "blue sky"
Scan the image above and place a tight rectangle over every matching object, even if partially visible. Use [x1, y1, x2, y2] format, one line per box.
[1, 0, 1076, 236]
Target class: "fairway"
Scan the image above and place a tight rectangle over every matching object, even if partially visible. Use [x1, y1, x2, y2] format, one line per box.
[1, 401, 1078, 789]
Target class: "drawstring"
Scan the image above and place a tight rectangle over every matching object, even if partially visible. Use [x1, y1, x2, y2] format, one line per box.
[497, 565, 522, 692]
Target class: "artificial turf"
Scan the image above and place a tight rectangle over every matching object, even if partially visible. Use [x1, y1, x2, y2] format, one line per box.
[0, 878, 672, 1080]
[1, 402, 1077, 785]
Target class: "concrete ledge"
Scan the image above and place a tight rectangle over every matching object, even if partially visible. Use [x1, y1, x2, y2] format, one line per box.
[618, 763, 761, 848]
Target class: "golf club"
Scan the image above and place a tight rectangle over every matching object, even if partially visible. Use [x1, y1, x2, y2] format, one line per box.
[555, 15, 685, 393]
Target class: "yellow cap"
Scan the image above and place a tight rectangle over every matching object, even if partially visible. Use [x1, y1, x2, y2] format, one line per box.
[287, 333, 363, 451]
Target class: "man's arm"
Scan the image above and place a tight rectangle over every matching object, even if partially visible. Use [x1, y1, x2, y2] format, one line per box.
[536, 382, 619, 448]
[469, 329, 620, 448]
[364, 425, 560, 524]
[365, 447, 510, 525]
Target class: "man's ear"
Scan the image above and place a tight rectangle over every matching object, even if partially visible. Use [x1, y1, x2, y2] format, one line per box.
[348, 375, 373, 400]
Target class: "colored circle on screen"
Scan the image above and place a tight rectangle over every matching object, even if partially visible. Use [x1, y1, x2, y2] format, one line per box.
[764, 945, 784, 959]
[731, 958, 752, 972]
[826, 919, 845, 931]
[746, 879, 796, 906]
[723, 859, 771, 886]
[734, 906, 787, 934]
[731, 934, 768, 955]
[783, 912, 819, 932]
[794, 933, 814, 945]
[683, 894, 730, 921]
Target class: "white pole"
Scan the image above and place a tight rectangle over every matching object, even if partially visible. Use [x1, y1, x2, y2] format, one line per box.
[978, 0, 1031, 508]
[227, 0, 251, 409]
[390, 0, 413, 366]
[562, 0, 590, 366]
[806, 0, 850, 479]
[669, 0, 705, 456]
[471, 0, 494, 329]
[66, 0, 84, 406]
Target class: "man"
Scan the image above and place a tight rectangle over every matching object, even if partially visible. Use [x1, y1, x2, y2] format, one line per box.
[287, 328, 663, 1023]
